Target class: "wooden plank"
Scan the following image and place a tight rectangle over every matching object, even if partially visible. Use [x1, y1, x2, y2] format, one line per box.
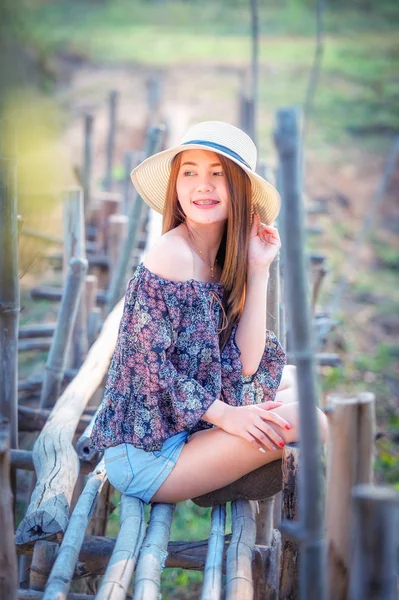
[226, 499, 256, 600]
[201, 505, 226, 600]
[41, 461, 107, 599]
[133, 503, 175, 599]
[15, 297, 125, 546]
[96, 496, 146, 599]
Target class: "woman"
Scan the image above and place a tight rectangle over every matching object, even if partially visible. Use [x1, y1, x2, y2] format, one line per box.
[89, 121, 326, 504]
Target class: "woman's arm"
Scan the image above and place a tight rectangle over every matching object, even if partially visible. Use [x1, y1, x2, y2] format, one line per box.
[233, 213, 281, 376]
[234, 267, 270, 376]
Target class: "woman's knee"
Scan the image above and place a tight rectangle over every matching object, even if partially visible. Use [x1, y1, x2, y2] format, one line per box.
[274, 401, 328, 445]
[278, 364, 297, 391]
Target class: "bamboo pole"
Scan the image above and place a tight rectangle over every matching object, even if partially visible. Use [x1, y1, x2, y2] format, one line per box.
[17, 533, 231, 573]
[326, 392, 375, 600]
[104, 90, 118, 192]
[39, 257, 88, 408]
[133, 503, 175, 599]
[250, 0, 259, 145]
[18, 369, 77, 394]
[76, 404, 103, 462]
[82, 114, 93, 216]
[15, 296, 125, 546]
[19, 592, 96, 600]
[0, 418, 18, 600]
[19, 324, 56, 338]
[0, 158, 19, 450]
[279, 443, 300, 600]
[274, 107, 326, 600]
[63, 188, 88, 368]
[201, 504, 226, 600]
[106, 125, 166, 313]
[226, 499, 256, 600]
[96, 496, 146, 599]
[349, 484, 399, 600]
[42, 461, 107, 600]
[18, 406, 91, 434]
[10, 449, 94, 475]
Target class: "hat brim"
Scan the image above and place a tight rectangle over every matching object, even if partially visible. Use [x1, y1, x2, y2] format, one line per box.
[131, 143, 281, 225]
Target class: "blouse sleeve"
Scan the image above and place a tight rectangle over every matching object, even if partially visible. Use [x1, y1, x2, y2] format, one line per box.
[89, 270, 222, 452]
[220, 322, 286, 407]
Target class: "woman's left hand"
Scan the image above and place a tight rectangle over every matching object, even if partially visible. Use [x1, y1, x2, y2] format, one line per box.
[247, 212, 281, 272]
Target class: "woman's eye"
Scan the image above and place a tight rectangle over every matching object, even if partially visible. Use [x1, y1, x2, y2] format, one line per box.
[183, 171, 195, 176]
[214, 171, 224, 176]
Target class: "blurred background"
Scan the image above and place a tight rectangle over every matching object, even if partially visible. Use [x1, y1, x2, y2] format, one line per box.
[1, 1, 398, 597]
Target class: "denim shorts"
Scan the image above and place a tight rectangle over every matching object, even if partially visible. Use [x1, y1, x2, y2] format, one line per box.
[103, 431, 189, 503]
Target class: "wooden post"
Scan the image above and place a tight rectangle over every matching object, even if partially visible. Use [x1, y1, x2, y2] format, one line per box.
[201, 505, 226, 600]
[253, 530, 281, 600]
[226, 500, 256, 599]
[104, 90, 118, 192]
[82, 114, 93, 216]
[349, 484, 399, 600]
[95, 192, 121, 256]
[326, 393, 376, 600]
[0, 159, 19, 450]
[279, 443, 300, 600]
[107, 215, 129, 271]
[96, 496, 146, 599]
[274, 107, 326, 600]
[39, 257, 88, 408]
[15, 296, 125, 546]
[255, 497, 274, 546]
[106, 125, 166, 313]
[0, 418, 18, 600]
[29, 541, 59, 591]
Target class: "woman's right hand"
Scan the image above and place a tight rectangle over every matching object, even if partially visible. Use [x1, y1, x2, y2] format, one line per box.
[219, 402, 291, 451]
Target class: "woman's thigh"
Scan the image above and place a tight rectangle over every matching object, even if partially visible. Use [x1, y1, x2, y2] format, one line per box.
[151, 401, 302, 504]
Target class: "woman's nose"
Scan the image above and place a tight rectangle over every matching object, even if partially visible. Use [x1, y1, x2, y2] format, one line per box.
[196, 176, 214, 192]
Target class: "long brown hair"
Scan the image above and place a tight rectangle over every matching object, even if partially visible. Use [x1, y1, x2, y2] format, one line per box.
[162, 152, 253, 352]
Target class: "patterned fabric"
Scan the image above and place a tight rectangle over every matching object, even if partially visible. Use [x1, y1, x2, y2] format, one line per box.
[89, 262, 286, 452]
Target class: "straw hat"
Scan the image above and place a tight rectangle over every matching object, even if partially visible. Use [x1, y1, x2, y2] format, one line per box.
[131, 121, 281, 225]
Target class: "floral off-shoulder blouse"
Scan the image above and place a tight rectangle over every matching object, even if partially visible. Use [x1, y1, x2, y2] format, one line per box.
[89, 262, 286, 452]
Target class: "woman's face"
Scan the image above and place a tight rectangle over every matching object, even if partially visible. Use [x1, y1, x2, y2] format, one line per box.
[175, 149, 229, 225]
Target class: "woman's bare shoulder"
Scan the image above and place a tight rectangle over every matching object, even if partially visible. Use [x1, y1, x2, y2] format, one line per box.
[143, 229, 194, 283]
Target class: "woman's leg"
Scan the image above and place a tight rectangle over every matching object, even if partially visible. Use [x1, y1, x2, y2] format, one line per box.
[151, 396, 327, 504]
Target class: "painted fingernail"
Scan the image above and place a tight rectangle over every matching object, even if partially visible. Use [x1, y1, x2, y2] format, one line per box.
[279, 442, 285, 447]
[285, 425, 291, 430]
[259, 447, 266, 453]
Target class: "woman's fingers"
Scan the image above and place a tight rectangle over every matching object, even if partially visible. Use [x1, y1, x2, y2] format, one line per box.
[252, 406, 291, 431]
[249, 423, 280, 451]
[254, 417, 285, 447]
